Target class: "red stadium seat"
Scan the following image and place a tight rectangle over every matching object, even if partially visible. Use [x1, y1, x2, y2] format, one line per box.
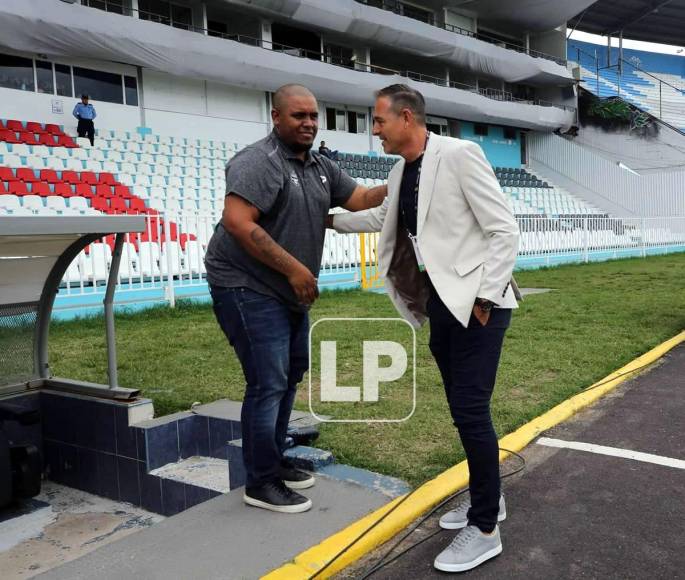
[38, 134, 59, 147]
[16, 168, 39, 183]
[98, 172, 117, 185]
[91, 198, 110, 212]
[61, 171, 81, 184]
[26, 122, 45, 133]
[45, 124, 62, 135]
[0, 168, 17, 182]
[110, 198, 128, 212]
[8, 181, 29, 195]
[113, 185, 132, 198]
[5, 120, 23, 132]
[75, 183, 94, 197]
[40, 169, 60, 183]
[129, 198, 147, 212]
[54, 182, 74, 197]
[96, 184, 114, 198]
[18, 132, 39, 145]
[31, 182, 51, 196]
[0, 130, 20, 143]
[81, 172, 98, 185]
[57, 135, 78, 148]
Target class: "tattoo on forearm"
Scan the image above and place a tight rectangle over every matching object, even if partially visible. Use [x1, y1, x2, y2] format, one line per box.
[248, 225, 296, 273]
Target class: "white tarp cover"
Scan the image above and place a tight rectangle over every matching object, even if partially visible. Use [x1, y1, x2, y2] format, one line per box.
[218, 0, 573, 85]
[0, 0, 574, 130]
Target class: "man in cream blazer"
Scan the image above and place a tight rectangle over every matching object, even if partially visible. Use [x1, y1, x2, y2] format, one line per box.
[330, 84, 519, 573]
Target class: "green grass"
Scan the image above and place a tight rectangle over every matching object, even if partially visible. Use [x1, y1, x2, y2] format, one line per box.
[49, 254, 685, 487]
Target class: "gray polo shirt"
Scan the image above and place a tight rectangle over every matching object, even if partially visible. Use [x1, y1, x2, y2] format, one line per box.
[204, 130, 358, 311]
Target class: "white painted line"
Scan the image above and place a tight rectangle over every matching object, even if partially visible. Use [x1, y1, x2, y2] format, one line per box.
[537, 437, 685, 470]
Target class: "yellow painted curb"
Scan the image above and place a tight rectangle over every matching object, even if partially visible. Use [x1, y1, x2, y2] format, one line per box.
[262, 330, 685, 580]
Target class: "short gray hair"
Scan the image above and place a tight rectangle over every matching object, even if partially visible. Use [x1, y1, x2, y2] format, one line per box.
[375, 84, 426, 125]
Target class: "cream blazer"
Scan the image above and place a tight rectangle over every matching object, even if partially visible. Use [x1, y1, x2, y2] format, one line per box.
[333, 133, 519, 328]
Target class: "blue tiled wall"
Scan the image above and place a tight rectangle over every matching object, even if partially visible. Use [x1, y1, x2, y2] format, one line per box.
[40, 392, 240, 516]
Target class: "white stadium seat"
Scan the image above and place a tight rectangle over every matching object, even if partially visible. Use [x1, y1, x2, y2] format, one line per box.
[0, 196, 21, 211]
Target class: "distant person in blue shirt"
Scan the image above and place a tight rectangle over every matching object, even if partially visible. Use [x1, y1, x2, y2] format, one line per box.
[73, 94, 97, 146]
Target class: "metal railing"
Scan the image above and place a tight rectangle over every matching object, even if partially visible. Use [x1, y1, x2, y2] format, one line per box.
[78, 0, 574, 113]
[570, 46, 685, 124]
[57, 214, 684, 303]
[358, 0, 567, 66]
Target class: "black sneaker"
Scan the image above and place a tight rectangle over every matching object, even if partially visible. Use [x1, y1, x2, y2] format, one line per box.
[280, 464, 316, 490]
[243, 480, 312, 513]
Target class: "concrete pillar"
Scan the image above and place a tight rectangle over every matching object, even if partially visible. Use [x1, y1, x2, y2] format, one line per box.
[525, 32, 530, 54]
[261, 19, 273, 49]
[354, 47, 370, 72]
[130, 0, 138, 18]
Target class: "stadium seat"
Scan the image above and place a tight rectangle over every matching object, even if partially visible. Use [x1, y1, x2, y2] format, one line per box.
[0, 167, 17, 182]
[61, 171, 81, 184]
[46, 195, 67, 212]
[69, 196, 88, 211]
[31, 182, 51, 196]
[110, 198, 128, 212]
[40, 169, 60, 183]
[45, 124, 61, 135]
[0, 195, 20, 211]
[0, 130, 20, 144]
[16, 168, 39, 183]
[5, 120, 23, 132]
[22, 195, 44, 212]
[75, 183, 94, 198]
[8, 181, 29, 195]
[38, 134, 59, 147]
[81, 171, 99, 185]
[57, 135, 78, 148]
[54, 183, 74, 197]
[99, 172, 117, 185]
[96, 184, 114, 198]
[91, 198, 110, 212]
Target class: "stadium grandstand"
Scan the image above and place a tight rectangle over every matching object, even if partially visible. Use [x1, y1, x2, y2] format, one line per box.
[1, 1, 685, 578]
[0, 0, 681, 316]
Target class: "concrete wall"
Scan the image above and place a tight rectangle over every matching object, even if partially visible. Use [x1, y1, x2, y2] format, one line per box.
[460, 121, 522, 167]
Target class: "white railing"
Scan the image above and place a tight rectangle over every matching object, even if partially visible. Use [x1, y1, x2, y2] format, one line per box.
[528, 133, 685, 218]
[58, 215, 685, 308]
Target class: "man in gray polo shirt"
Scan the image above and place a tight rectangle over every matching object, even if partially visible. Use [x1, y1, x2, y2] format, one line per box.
[205, 84, 386, 513]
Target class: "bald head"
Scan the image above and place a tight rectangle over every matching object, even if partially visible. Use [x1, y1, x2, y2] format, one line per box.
[271, 84, 319, 155]
[272, 84, 316, 111]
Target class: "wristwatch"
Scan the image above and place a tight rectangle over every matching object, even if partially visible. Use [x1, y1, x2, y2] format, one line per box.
[474, 298, 494, 312]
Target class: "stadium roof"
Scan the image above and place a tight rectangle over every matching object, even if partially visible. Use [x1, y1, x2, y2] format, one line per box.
[568, 0, 685, 46]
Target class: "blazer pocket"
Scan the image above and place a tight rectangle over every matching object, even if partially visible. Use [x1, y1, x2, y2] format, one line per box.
[454, 256, 485, 277]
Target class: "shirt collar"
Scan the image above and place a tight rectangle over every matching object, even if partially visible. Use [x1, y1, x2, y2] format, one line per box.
[271, 129, 317, 167]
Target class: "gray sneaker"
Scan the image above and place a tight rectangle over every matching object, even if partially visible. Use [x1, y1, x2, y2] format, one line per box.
[434, 525, 502, 573]
[439, 494, 506, 530]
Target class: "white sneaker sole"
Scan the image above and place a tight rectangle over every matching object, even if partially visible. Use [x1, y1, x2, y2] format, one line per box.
[439, 510, 507, 530]
[243, 494, 312, 513]
[433, 543, 503, 572]
[284, 475, 316, 490]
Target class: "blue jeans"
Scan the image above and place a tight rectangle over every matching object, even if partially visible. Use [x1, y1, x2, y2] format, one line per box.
[210, 286, 309, 487]
[426, 281, 511, 533]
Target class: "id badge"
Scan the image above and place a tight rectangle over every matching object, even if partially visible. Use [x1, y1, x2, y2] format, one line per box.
[409, 235, 426, 272]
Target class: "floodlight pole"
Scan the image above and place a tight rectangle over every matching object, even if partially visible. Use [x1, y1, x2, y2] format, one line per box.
[104, 233, 125, 389]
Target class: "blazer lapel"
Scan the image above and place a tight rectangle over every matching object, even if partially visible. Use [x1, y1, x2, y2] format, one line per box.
[416, 134, 441, 237]
[378, 159, 404, 276]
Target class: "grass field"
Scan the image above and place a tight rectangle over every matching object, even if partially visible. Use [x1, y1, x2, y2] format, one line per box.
[49, 253, 685, 487]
